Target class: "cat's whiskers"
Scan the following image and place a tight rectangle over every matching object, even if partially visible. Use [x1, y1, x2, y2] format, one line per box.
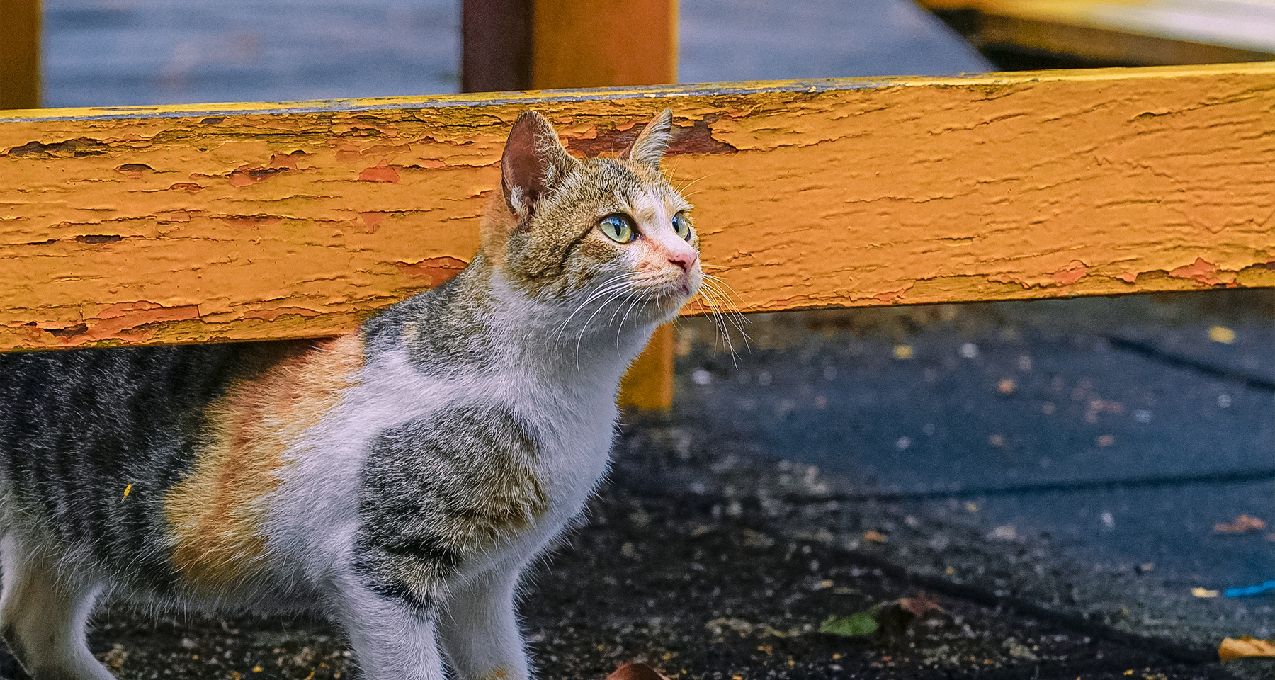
[572, 285, 635, 370]
[701, 275, 751, 348]
[551, 275, 631, 343]
[614, 291, 648, 348]
[694, 282, 748, 366]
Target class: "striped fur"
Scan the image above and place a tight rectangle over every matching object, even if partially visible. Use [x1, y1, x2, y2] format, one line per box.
[0, 110, 700, 680]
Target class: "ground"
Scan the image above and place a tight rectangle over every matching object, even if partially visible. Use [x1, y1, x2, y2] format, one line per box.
[12, 397, 1255, 679]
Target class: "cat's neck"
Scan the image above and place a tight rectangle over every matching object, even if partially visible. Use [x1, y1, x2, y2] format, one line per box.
[369, 257, 658, 391]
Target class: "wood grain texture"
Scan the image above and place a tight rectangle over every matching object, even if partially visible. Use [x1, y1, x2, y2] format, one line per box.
[0, 0, 41, 109]
[2, 64, 1275, 352]
[920, 0, 1275, 65]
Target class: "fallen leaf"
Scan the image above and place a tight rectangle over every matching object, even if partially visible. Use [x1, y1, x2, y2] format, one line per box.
[997, 378, 1016, 394]
[862, 530, 888, 544]
[1192, 587, 1220, 598]
[1219, 637, 1275, 662]
[607, 662, 672, 680]
[1208, 326, 1237, 344]
[819, 612, 879, 638]
[892, 344, 914, 360]
[1214, 514, 1266, 534]
[898, 593, 945, 618]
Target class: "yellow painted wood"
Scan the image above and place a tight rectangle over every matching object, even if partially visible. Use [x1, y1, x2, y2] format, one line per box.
[920, 0, 1275, 65]
[0, 0, 40, 109]
[522, 0, 678, 411]
[618, 326, 675, 412]
[2, 64, 1275, 355]
[530, 0, 678, 89]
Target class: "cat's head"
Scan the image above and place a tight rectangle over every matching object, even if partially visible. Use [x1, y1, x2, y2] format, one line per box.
[482, 110, 701, 331]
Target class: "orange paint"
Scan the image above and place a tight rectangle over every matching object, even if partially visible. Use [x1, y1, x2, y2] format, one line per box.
[163, 334, 364, 590]
[395, 256, 469, 286]
[1050, 261, 1089, 286]
[1169, 257, 1227, 286]
[358, 162, 400, 183]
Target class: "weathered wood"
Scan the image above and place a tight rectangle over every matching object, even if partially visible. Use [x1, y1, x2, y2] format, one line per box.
[0, 0, 41, 109]
[921, 0, 1275, 66]
[2, 64, 1275, 353]
[462, 0, 678, 90]
[529, 0, 678, 88]
[464, 0, 679, 411]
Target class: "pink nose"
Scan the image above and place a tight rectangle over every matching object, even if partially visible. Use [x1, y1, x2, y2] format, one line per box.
[668, 251, 698, 272]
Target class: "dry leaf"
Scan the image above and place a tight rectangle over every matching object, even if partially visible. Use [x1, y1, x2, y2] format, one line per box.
[1191, 587, 1220, 598]
[607, 662, 672, 680]
[1219, 637, 1275, 661]
[863, 530, 888, 544]
[898, 593, 945, 618]
[1208, 326, 1237, 344]
[1213, 514, 1266, 534]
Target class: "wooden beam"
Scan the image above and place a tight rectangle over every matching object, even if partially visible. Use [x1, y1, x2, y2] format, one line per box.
[0, 0, 41, 109]
[920, 0, 1275, 66]
[529, 0, 677, 89]
[2, 64, 1274, 353]
[462, 0, 677, 91]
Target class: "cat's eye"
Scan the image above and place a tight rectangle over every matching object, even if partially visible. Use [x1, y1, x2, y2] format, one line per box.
[598, 214, 637, 244]
[672, 212, 693, 242]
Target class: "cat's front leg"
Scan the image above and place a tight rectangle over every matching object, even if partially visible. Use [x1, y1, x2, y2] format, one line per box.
[330, 580, 445, 680]
[440, 565, 531, 680]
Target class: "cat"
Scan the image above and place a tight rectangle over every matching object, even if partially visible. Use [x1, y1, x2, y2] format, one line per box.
[0, 109, 700, 680]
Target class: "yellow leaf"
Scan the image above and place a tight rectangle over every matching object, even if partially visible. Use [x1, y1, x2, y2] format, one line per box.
[863, 530, 888, 544]
[122, 484, 132, 499]
[1219, 636, 1275, 661]
[893, 344, 914, 360]
[1208, 326, 1237, 344]
[1191, 587, 1220, 598]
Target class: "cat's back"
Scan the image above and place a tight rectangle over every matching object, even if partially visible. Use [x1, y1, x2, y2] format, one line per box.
[0, 341, 350, 593]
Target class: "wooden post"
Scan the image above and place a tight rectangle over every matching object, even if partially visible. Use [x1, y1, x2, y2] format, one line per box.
[463, 0, 679, 411]
[0, 0, 40, 109]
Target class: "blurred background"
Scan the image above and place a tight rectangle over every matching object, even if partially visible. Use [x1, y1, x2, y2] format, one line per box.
[14, 0, 1275, 675]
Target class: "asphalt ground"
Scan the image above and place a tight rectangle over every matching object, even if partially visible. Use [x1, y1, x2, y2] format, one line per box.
[679, 294, 1275, 589]
[3, 403, 1262, 679]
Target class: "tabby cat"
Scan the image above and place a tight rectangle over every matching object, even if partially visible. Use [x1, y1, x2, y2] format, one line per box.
[0, 110, 700, 680]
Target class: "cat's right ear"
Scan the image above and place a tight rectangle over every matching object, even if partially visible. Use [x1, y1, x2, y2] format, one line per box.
[501, 111, 579, 220]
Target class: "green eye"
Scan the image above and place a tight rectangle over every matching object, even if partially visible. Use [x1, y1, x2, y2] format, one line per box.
[598, 213, 637, 243]
[672, 211, 693, 241]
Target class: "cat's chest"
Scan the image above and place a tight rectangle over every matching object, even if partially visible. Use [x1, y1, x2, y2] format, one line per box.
[527, 398, 617, 501]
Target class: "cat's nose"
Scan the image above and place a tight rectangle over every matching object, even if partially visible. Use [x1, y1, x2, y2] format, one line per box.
[668, 251, 698, 273]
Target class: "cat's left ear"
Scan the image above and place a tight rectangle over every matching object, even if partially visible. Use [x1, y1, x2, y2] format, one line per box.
[501, 111, 581, 220]
[625, 109, 673, 168]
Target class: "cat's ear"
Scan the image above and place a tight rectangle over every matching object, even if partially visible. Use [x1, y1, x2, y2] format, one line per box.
[501, 111, 579, 219]
[625, 109, 673, 168]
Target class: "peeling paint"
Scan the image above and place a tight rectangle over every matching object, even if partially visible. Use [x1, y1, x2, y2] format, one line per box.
[1, 65, 1274, 352]
[395, 256, 469, 286]
[358, 162, 400, 183]
[1168, 257, 1229, 286]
